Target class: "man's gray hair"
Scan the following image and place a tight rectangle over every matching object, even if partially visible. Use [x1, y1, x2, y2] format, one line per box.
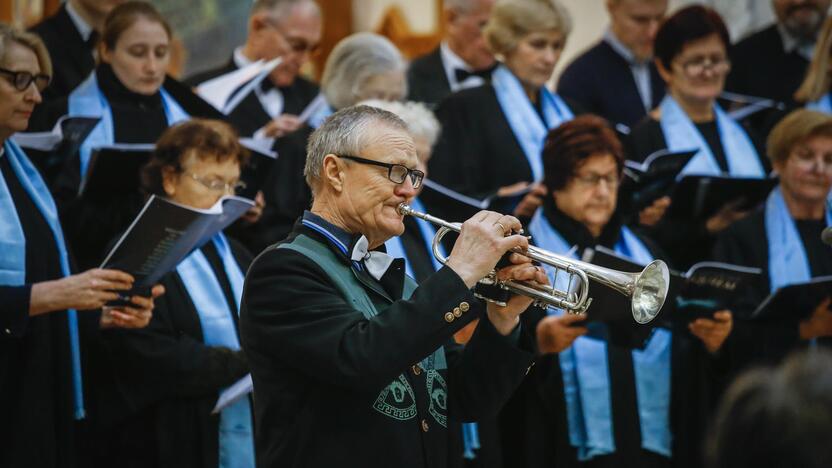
[321, 32, 406, 110]
[251, 0, 320, 20]
[305, 105, 409, 194]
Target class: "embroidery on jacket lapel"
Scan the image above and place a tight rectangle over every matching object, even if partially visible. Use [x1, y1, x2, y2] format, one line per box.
[373, 374, 417, 421]
[427, 369, 448, 427]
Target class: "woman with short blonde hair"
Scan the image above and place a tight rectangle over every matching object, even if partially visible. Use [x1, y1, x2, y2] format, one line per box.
[426, 0, 576, 224]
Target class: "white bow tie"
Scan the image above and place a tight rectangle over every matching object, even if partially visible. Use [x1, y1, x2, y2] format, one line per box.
[350, 236, 396, 281]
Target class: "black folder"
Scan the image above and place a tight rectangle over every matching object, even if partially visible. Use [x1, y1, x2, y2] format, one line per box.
[620, 149, 697, 213]
[664, 175, 778, 220]
[751, 276, 832, 322]
[79, 144, 154, 198]
[237, 145, 277, 199]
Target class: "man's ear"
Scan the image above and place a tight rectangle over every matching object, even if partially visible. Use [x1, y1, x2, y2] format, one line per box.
[321, 154, 345, 193]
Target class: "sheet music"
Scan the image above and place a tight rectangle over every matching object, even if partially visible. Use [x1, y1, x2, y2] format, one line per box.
[196, 57, 282, 113]
[212, 374, 253, 414]
[11, 114, 95, 151]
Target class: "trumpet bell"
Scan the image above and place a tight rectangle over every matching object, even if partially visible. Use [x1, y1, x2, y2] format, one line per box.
[631, 260, 670, 324]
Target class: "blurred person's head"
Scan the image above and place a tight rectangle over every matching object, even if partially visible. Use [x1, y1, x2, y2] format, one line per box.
[0, 24, 51, 141]
[773, 0, 830, 41]
[655, 6, 731, 110]
[707, 349, 832, 468]
[767, 109, 832, 210]
[100, 1, 172, 96]
[246, 0, 322, 87]
[795, 16, 832, 103]
[69, 0, 126, 31]
[543, 115, 624, 237]
[359, 99, 440, 196]
[321, 33, 406, 110]
[606, 0, 668, 62]
[444, 0, 496, 71]
[142, 119, 249, 209]
[484, 0, 572, 94]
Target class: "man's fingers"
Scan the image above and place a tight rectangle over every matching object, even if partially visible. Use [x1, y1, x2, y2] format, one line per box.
[559, 313, 587, 324]
[94, 269, 135, 284]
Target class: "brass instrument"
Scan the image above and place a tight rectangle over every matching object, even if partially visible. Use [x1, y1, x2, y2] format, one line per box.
[398, 203, 669, 324]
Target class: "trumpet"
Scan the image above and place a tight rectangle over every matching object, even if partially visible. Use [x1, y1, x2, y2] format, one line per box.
[398, 203, 669, 324]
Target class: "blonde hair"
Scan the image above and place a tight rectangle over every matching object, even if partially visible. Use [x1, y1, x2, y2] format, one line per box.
[767, 109, 832, 166]
[0, 23, 52, 78]
[795, 16, 832, 103]
[483, 0, 572, 56]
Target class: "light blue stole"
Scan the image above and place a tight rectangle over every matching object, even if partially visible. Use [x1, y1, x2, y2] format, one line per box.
[68, 72, 190, 177]
[0, 140, 86, 419]
[659, 95, 765, 178]
[528, 209, 672, 460]
[765, 186, 832, 291]
[491, 65, 574, 182]
[307, 99, 334, 130]
[175, 233, 254, 468]
[806, 93, 832, 114]
[384, 198, 444, 278]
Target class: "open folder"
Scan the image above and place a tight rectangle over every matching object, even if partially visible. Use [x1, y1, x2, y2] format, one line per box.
[664, 175, 778, 221]
[100, 194, 254, 299]
[752, 276, 832, 322]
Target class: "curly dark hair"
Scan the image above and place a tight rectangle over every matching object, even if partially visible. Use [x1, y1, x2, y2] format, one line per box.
[542, 114, 624, 192]
[141, 118, 249, 197]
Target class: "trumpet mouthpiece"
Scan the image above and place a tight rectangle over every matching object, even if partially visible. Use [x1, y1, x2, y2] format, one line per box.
[397, 203, 412, 216]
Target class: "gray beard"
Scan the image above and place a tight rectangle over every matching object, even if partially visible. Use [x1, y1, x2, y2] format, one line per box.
[783, 11, 824, 41]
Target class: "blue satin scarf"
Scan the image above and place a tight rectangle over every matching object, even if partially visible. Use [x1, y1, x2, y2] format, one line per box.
[68, 72, 190, 177]
[659, 95, 765, 178]
[176, 233, 254, 468]
[528, 210, 672, 460]
[765, 186, 832, 291]
[0, 140, 86, 419]
[491, 65, 574, 182]
[806, 93, 832, 114]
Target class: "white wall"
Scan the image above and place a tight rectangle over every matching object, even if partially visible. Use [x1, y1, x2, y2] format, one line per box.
[352, 0, 439, 34]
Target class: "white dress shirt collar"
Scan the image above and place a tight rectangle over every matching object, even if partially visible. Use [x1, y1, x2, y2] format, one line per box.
[65, 2, 94, 42]
[440, 41, 486, 92]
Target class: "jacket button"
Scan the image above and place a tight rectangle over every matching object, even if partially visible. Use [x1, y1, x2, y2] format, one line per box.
[3, 328, 10, 335]
[421, 419, 429, 432]
[453, 307, 462, 318]
[460, 302, 470, 312]
[412, 364, 422, 376]
[444, 312, 455, 323]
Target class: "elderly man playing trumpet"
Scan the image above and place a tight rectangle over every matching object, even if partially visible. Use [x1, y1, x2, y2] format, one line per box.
[240, 105, 543, 468]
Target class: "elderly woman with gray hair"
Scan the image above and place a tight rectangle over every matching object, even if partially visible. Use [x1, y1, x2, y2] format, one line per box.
[425, 0, 577, 223]
[248, 32, 408, 251]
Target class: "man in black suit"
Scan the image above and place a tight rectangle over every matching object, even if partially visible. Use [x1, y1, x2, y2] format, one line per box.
[557, 0, 667, 130]
[186, 0, 322, 138]
[30, 0, 124, 101]
[727, 0, 830, 105]
[407, 0, 496, 107]
[240, 105, 541, 468]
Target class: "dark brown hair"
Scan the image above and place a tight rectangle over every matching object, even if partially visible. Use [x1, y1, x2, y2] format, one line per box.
[141, 119, 249, 196]
[654, 5, 730, 70]
[101, 1, 172, 51]
[542, 114, 624, 191]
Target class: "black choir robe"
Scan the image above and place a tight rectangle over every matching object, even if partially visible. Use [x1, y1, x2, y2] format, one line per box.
[95, 238, 252, 468]
[498, 201, 726, 468]
[425, 84, 580, 222]
[29, 4, 96, 101]
[407, 47, 453, 107]
[185, 56, 320, 137]
[624, 116, 769, 269]
[0, 151, 104, 468]
[239, 220, 536, 468]
[557, 40, 665, 130]
[711, 208, 832, 372]
[27, 63, 224, 270]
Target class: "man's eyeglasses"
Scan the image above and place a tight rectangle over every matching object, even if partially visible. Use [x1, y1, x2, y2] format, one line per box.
[263, 18, 320, 55]
[0, 67, 51, 92]
[186, 172, 247, 194]
[338, 155, 424, 189]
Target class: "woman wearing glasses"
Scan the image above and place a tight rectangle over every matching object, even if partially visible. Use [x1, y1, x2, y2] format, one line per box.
[627, 5, 769, 269]
[29, 1, 225, 270]
[425, 0, 576, 223]
[0, 23, 161, 467]
[713, 109, 832, 371]
[100, 119, 255, 468]
[501, 115, 731, 468]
